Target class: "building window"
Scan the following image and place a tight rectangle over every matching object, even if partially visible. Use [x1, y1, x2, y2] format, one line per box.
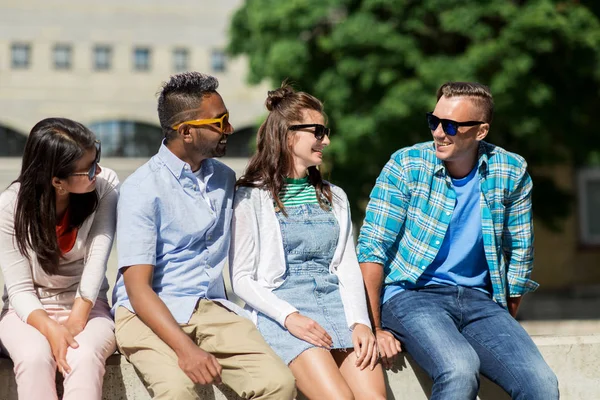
[89, 120, 163, 157]
[578, 168, 600, 246]
[11, 43, 31, 69]
[133, 47, 151, 71]
[94, 45, 112, 71]
[173, 48, 189, 72]
[53, 44, 72, 70]
[211, 49, 226, 73]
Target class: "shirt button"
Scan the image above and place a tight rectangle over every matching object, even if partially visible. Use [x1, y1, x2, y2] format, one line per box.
[446, 211, 451, 216]
[192, 185, 197, 190]
[435, 240, 440, 245]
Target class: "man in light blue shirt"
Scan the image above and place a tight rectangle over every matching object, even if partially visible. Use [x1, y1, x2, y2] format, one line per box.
[358, 82, 558, 399]
[112, 72, 295, 400]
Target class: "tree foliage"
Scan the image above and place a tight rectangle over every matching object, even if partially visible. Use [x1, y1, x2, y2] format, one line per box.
[229, 0, 600, 229]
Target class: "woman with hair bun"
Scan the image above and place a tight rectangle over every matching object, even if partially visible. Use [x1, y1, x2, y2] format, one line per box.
[230, 84, 386, 399]
[0, 117, 118, 399]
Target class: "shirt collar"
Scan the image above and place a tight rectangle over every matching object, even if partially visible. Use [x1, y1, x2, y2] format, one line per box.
[157, 142, 187, 180]
[433, 141, 490, 177]
[157, 141, 216, 182]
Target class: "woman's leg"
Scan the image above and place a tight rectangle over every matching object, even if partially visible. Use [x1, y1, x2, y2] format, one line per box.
[0, 310, 58, 400]
[332, 349, 387, 400]
[61, 301, 117, 400]
[289, 347, 354, 400]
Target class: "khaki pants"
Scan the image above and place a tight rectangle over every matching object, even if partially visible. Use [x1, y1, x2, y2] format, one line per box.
[115, 300, 296, 400]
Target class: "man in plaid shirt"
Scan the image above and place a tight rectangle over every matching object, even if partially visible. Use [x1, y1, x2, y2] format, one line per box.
[358, 82, 558, 399]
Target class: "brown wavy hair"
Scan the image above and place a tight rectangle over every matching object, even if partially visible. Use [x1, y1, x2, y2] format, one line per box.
[236, 82, 332, 214]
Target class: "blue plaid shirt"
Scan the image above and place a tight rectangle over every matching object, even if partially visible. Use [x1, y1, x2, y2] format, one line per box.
[357, 141, 539, 308]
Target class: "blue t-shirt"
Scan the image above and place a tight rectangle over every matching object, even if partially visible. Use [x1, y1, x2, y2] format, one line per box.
[383, 164, 491, 303]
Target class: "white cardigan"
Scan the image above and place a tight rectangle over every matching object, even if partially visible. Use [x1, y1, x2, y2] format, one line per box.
[0, 168, 119, 322]
[229, 184, 371, 330]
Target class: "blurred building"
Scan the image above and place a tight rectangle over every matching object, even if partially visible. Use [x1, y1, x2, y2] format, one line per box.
[0, 0, 267, 157]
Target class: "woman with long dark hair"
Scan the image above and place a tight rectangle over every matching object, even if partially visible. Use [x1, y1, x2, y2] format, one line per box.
[0, 118, 118, 399]
[230, 84, 386, 399]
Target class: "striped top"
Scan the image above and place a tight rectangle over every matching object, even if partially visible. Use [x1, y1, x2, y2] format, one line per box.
[279, 177, 319, 207]
[357, 141, 538, 309]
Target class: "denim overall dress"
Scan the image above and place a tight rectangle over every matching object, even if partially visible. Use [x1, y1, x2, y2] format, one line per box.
[256, 203, 354, 365]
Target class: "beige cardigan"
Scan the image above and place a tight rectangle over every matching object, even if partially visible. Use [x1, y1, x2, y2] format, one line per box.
[229, 184, 371, 330]
[0, 167, 119, 322]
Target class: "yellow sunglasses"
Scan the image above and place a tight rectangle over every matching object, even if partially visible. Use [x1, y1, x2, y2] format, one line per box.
[171, 113, 230, 132]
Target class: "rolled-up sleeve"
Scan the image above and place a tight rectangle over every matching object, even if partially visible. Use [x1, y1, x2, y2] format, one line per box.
[357, 156, 411, 265]
[116, 182, 158, 269]
[503, 165, 538, 296]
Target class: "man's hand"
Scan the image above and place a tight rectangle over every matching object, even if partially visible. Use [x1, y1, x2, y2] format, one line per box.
[508, 296, 523, 318]
[176, 342, 222, 385]
[284, 312, 333, 348]
[375, 327, 401, 369]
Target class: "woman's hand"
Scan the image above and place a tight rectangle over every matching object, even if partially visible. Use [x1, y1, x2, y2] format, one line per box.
[43, 320, 79, 374]
[63, 317, 86, 338]
[352, 323, 378, 370]
[63, 297, 92, 337]
[284, 312, 333, 348]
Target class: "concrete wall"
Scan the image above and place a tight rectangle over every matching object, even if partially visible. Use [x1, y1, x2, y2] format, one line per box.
[1, 335, 598, 399]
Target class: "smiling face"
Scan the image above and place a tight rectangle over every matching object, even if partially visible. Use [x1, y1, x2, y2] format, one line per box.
[288, 109, 330, 178]
[183, 92, 234, 161]
[431, 95, 490, 177]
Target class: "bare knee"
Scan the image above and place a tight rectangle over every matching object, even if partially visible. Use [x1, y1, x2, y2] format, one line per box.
[299, 382, 354, 400]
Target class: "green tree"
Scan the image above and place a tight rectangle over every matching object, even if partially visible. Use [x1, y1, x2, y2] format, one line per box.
[229, 0, 600, 229]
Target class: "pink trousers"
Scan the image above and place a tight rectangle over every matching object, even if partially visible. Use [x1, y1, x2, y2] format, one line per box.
[0, 300, 116, 400]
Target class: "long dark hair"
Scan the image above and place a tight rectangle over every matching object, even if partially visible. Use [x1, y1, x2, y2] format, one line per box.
[13, 117, 99, 275]
[236, 83, 332, 214]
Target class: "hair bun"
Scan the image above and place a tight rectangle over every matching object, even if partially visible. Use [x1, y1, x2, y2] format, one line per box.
[265, 84, 295, 111]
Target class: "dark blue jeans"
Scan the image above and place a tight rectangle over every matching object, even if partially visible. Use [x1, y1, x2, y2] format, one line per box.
[381, 285, 559, 400]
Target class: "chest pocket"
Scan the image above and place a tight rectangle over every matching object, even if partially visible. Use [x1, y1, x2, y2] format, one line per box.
[278, 205, 339, 256]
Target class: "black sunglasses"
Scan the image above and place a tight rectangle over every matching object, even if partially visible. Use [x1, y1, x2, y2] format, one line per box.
[289, 124, 331, 141]
[70, 141, 101, 181]
[426, 112, 485, 136]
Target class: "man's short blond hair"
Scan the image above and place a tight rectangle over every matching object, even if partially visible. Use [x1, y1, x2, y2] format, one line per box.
[437, 81, 494, 123]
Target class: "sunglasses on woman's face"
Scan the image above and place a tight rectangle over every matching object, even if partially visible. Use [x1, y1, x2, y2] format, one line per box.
[70, 141, 101, 181]
[426, 112, 484, 136]
[289, 124, 331, 140]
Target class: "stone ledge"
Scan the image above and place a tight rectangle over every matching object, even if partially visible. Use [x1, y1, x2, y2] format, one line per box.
[0, 335, 598, 399]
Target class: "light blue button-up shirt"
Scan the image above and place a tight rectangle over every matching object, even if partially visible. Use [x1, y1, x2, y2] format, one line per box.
[112, 143, 242, 323]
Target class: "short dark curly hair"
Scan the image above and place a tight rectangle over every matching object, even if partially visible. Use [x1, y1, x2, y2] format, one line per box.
[157, 72, 219, 141]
